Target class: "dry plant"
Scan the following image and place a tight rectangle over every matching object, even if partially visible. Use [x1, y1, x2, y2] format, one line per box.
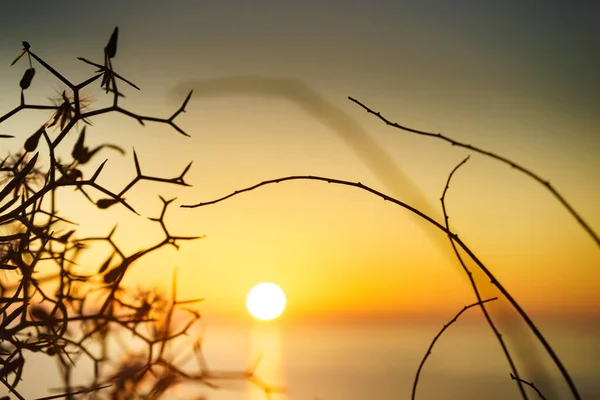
[184, 174, 565, 399]
[411, 297, 498, 400]
[2, 26, 590, 400]
[0, 28, 281, 399]
[170, 75, 591, 397]
[348, 96, 599, 247]
[183, 98, 597, 399]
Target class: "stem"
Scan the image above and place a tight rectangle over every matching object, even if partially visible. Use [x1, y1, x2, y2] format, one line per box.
[183, 175, 581, 400]
[412, 297, 498, 400]
[349, 96, 599, 247]
[441, 157, 528, 399]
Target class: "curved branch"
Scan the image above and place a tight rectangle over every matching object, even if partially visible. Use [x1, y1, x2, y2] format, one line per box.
[349, 96, 599, 247]
[182, 175, 581, 400]
[510, 373, 548, 400]
[441, 157, 528, 399]
[412, 297, 497, 400]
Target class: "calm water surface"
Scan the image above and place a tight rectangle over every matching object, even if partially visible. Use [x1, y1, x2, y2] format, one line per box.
[198, 319, 599, 400]
[16, 318, 599, 399]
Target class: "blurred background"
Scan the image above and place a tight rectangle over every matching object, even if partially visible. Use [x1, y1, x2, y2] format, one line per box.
[0, 1, 598, 399]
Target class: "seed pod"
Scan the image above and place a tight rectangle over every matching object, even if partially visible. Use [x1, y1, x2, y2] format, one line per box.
[96, 198, 120, 209]
[72, 127, 87, 163]
[104, 264, 124, 283]
[97, 253, 114, 273]
[0, 356, 23, 379]
[20, 68, 35, 90]
[105, 27, 119, 59]
[30, 305, 59, 327]
[0, 305, 26, 328]
[30, 305, 51, 321]
[24, 126, 45, 152]
[56, 229, 75, 243]
[56, 168, 82, 185]
[0, 153, 38, 201]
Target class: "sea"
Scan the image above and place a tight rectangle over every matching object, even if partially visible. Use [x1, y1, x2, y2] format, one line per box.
[14, 318, 600, 399]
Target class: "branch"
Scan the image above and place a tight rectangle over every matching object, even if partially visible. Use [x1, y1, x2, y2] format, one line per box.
[412, 298, 498, 400]
[78, 91, 193, 137]
[0, 375, 25, 400]
[441, 157, 529, 399]
[27, 51, 74, 89]
[1, 33, 278, 399]
[182, 175, 581, 400]
[510, 373, 548, 400]
[34, 384, 111, 400]
[348, 96, 599, 247]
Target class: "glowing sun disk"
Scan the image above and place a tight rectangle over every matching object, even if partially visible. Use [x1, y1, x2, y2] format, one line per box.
[246, 282, 286, 321]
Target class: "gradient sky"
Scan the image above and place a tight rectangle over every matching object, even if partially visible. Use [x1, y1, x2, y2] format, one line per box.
[0, 1, 598, 324]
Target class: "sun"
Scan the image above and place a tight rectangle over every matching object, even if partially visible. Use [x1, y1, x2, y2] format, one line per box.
[246, 282, 287, 321]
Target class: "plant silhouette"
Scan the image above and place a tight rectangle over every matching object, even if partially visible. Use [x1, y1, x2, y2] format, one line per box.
[168, 76, 561, 397]
[184, 173, 579, 399]
[1, 26, 590, 400]
[0, 28, 281, 399]
[348, 96, 599, 247]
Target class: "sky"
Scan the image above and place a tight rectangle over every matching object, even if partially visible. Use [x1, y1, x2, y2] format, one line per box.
[1, 2, 599, 399]
[0, 1, 598, 325]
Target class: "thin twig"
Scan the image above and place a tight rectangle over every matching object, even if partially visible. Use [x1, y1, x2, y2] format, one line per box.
[348, 96, 599, 247]
[1, 32, 281, 399]
[182, 175, 581, 400]
[34, 384, 111, 400]
[412, 297, 498, 400]
[441, 156, 528, 399]
[510, 373, 548, 400]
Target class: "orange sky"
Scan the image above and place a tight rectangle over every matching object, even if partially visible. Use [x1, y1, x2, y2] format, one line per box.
[0, 1, 598, 324]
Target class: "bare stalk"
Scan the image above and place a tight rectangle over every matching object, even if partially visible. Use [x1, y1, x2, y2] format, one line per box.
[348, 96, 599, 247]
[183, 175, 581, 400]
[1, 29, 280, 399]
[510, 373, 548, 400]
[412, 297, 497, 400]
[441, 157, 528, 399]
